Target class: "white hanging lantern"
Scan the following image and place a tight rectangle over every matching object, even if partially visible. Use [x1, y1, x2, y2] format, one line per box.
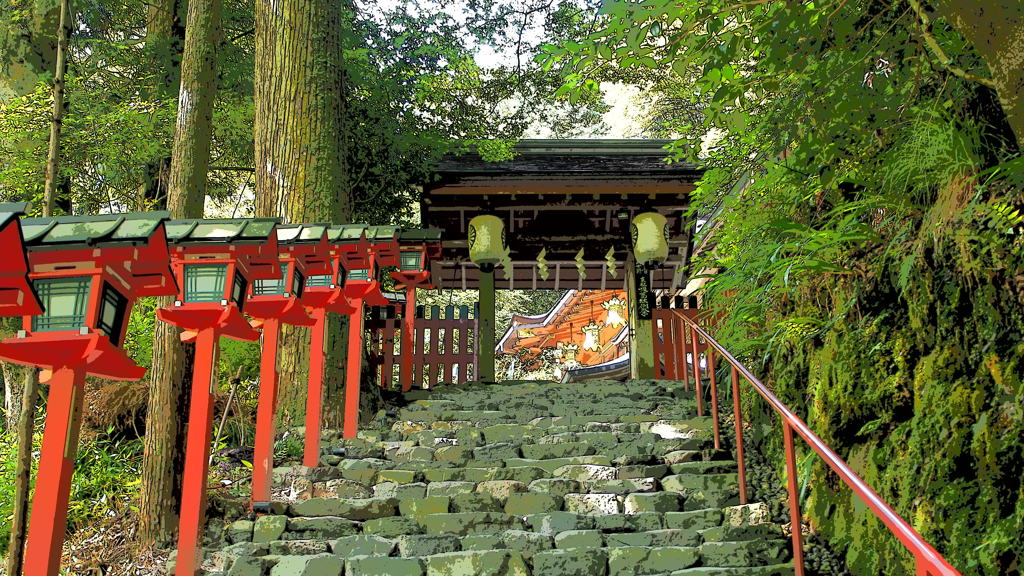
[602, 296, 627, 328]
[581, 321, 601, 351]
[631, 212, 670, 266]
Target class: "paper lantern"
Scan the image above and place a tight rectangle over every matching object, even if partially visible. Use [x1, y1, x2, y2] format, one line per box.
[631, 212, 670, 266]
[468, 215, 506, 270]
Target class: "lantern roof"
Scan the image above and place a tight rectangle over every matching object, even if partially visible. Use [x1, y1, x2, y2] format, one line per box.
[15, 211, 176, 298]
[165, 217, 279, 245]
[329, 224, 368, 243]
[368, 225, 399, 241]
[276, 223, 331, 244]
[0, 202, 42, 317]
[0, 202, 30, 230]
[20, 212, 171, 249]
[398, 228, 443, 242]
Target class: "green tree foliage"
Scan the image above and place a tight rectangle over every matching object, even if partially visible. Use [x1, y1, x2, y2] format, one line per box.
[548, 1, 1022, 574]
[0, 0, 608, 558]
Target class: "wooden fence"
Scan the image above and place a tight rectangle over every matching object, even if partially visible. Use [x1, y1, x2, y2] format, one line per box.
[652, 295, 708, 380]
[366, 303, 479, 389]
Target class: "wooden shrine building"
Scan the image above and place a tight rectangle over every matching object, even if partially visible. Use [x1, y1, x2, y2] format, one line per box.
[421, 139, 704, 380]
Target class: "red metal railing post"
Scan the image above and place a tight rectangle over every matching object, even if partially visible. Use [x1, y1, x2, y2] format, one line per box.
[708, 348, 721, 450]
[731, 364, 748, 505]
[343, 298, 365, 439]
[175, 328, 219, 576]
[304, 307, 327, 465]
[783, 421, 807, 576]
[252, 318, 280, 505]
[22, 365, 85, 576]
[690, 324, 703, 417]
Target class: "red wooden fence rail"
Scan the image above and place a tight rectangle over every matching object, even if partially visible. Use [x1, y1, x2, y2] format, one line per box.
[366, 303, 479, 389]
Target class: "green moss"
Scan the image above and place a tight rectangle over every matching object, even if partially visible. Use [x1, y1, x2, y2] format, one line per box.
[706, 188, 1024, 574]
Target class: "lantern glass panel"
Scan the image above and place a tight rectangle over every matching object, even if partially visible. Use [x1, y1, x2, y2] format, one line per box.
[400, 251, 423, 271]
[291, 267, 304, 297]
[305, 274, 333, 288]
[349, 268, 369, 281]
[184, 264, 228, 303]
[31, 276, 92, 332]
[253, 263, 288, 297]
[231, 271, 248, 310]
[97, 282, 128, 346]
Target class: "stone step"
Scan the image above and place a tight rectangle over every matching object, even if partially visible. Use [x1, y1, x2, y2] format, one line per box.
[218, 540, 790, 575]
[197, 378, 793, 576]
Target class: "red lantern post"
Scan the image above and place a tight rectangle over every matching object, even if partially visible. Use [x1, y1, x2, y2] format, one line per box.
[294, 226, 362, 466]
[335, 225, 398, 439]
[0, 212, 176, 576]
[246, 223, 332, 506]
[156, 218, 280, 576]
[391, 228, 442, 392]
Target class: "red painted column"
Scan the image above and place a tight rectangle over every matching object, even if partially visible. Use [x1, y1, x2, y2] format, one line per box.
[343, 298, 364, 439]
[175, 328, 219, 576]
[23, 365, 85, 576]
[400, 286, 416, 392]
[252, 318, 279, 505]
[303, 308, 327, 467]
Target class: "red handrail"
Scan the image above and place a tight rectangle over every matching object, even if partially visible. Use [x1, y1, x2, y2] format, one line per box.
[672, 310, 961, 576]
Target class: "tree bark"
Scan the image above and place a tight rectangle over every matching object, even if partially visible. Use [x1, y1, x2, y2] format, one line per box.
[142, 0, 187, 208]
[928, 1, 1024, 148]
[138, 0, 220, 548]
[5, 370, 38, 576]
[0, 0, 60, 101]
[1, 354, 25, 431]
[253, 0, 351, 427]
[42, 0, 70, 218]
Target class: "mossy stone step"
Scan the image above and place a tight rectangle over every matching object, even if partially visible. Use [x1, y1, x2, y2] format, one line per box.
[699, 539, 791, 567]
[418, 512, 524, 536]
[268, 553, 343, 576]
[505, 455, 611, 473]
[520, 441, 595, 460]
[603, 528, 702, 548]
[288, 497, 397, 519]
[331, 534, 395, 557]
[424, 549, 530, 576]
[607, 546, 700, 575]
[346, 556, 424, 576]
[206, 379, 796, 576]
[668, 564, 795, 576]
[531, 548, 609, 576]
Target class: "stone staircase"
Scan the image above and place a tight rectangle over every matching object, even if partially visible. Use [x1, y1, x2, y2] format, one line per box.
[184, 379, 794, 576]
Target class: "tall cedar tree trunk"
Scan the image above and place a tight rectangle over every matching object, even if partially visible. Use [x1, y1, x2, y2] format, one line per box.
[142, 0, 187, 207]
[0, 0, 59, 100]
[929, 1, 1024, 148]
[138, 0, 220, 548]
[253, 0, 351, 427]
